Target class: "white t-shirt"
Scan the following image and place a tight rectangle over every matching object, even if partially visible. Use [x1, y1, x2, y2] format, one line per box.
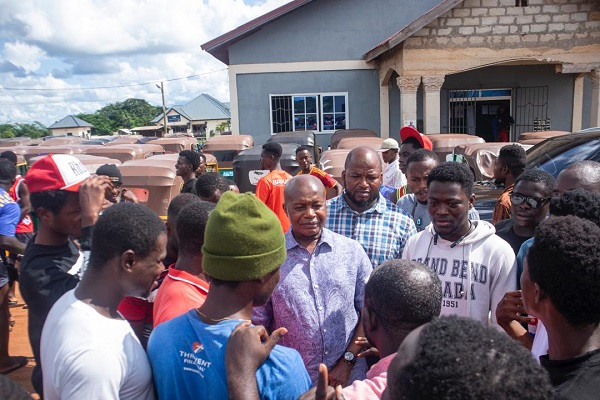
[41, 289, 155, 400]
[383, 160, 406, 188]
[531, 321, 549, 363]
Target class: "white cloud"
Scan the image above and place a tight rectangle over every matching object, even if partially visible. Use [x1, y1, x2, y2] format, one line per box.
[0, 0, 290, 126]
[3, 41, 46, 72]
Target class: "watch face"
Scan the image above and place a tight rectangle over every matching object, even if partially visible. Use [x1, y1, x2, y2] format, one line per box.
[344, 351, 355, 362]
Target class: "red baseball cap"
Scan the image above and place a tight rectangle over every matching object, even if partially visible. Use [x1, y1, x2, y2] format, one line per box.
[26, 154, 90, 193]
[400, 126, 433, 150]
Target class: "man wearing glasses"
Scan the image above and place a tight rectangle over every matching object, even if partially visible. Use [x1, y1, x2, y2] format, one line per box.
[494, 169, 555, 255]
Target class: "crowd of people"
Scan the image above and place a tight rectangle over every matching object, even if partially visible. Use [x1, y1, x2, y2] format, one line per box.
[0, 129, 598, 399]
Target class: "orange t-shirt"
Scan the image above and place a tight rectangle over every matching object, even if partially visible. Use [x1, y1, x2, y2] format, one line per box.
[153, 267, 209, 327]
[255, 170, 292, 232]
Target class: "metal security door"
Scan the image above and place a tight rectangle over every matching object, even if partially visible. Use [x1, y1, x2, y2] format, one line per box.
[514, 86, 549, 137]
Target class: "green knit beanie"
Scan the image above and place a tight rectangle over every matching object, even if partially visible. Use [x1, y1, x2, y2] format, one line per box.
[202, 191, 286, 281]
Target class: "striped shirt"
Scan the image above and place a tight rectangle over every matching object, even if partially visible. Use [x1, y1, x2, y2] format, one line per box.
[326, 193, 417, 268]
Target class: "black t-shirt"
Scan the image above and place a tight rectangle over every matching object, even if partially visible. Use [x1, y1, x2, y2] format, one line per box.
[541, 348, 600, 400]
[494, 219, 531, 255]
[19, 237, 81, 394]
[181, 178, 197, 195]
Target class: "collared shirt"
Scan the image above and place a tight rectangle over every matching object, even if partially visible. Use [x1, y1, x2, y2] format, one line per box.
[492, 183, 513, 225]
[383, 160, 406, 188]
[153, 266, 209, 327]
[252, 228, 372, 384]
[326, 193, 417, 268]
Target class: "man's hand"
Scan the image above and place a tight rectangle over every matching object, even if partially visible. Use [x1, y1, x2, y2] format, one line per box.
[79, 175, 113, 227]
[225, 321, 287, 400]
[328, 358, 352, 388]
[496, 290, 535, 329]
[355, 337, 379, 358]
[298, 364, 344, 400]
[120, 189, 138, 203]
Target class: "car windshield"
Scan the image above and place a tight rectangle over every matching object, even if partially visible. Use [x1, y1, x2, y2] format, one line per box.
[530, 138, 600, 177]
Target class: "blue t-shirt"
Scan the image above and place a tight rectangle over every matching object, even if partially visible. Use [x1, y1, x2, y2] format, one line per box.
[516, 237, 534, 290]
[147, 310, 312, 400]
[0, 187, 20, 237]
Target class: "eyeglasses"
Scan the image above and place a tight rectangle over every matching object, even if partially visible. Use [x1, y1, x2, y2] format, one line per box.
[510, 193, 551, 209]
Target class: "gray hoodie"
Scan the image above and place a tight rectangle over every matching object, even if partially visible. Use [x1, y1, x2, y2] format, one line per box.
[402, 220, 515, 329]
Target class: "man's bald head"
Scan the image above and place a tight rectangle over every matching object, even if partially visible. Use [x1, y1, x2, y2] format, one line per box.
[344, 146, 383, 171]
[284, 174, 325, 203]
[555, 161, 600, 195]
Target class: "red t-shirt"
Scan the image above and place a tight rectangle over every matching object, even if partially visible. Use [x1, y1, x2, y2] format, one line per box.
[153, 267, 209, 327]
[255, 170, 292, 232]
[297, 166, 338, 189]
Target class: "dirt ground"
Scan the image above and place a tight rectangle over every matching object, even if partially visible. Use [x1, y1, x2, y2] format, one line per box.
[6, 284, 39, 399]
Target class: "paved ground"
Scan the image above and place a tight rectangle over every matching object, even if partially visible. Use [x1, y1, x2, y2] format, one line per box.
[5, 284, 39, 399]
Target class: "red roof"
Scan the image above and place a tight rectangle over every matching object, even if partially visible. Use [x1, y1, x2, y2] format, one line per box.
[201, 0, 316, 65]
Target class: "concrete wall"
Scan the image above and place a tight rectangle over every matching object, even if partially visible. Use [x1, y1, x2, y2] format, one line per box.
[440, 64, 574, 133]
[50, 127, 90, 138]
[236, 69, 380, 144]
[228, 0, 443, 64]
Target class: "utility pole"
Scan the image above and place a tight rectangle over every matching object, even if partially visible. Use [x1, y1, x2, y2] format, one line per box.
[156, 82, 167, 137]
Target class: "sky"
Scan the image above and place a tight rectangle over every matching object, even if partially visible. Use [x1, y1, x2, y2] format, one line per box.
[0, 0, 290, 126]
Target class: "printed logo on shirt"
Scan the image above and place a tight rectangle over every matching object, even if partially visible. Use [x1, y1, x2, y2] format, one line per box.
[192, 341, 204, 353]
[272, 178, 290, 186]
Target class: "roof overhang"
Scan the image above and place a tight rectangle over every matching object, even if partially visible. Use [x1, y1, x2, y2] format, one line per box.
[201, 0, 316, 65]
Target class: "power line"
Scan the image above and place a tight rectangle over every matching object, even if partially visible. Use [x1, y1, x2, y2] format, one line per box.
[0, 68, 228, 91]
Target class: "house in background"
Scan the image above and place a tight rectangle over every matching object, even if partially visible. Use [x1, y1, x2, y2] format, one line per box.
[152, 93, 231, 138]
[202, 0, 600, 145]
[47, 115, 93, 138]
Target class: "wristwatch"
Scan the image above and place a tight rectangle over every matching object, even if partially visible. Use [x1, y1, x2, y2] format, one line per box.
[343, 351, 356, 365]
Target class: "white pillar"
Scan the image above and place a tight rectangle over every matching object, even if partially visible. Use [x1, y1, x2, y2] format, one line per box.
[228, 68, 240, 135]
[572, 73, 585, 132]
[590, 70, 600, 128]
[422, 76, 445, 134]
[396, 76, 421, 128]
[379, 82, 390, 139]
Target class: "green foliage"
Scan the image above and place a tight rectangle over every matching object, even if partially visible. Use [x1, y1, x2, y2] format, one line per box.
[215, 120, 230, 133]
[76, 98, 162, 135]
[0, 121, 49, 139]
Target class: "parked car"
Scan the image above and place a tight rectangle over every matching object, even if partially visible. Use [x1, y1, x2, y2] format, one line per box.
[147, 137, 199, 154]
[83, 144, 164, 163]
[149, 152, 219, 174]
[267, 131, 321, 163]
[474, 128, 600, 221]
[427, 133, 485, 162]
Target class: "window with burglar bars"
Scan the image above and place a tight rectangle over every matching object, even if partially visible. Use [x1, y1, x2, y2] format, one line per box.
[514, 86, 549, 135]
[270, 93, 348, 134]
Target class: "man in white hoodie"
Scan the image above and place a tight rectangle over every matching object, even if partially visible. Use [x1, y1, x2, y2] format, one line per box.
[402, 162, 515, 327]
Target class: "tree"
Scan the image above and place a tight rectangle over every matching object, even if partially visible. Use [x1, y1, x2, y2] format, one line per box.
[0, 122, 49, 139]
[76, 98, 162, 135]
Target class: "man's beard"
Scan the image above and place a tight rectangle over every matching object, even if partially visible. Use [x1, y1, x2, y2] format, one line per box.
[345, 191, 378, 209]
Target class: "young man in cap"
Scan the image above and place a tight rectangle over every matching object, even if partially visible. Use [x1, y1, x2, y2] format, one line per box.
[0, 159, 28, 374]
[380, 138, 405, 189]
[492, 144, 527, 224]
[41, 203, 166, 399]
[176, 150, 201, 194]
[255, 142, 292, 232]
[393, 126, 433, 201]
[95, 163, 138, 205]
[402, 162, 515, 328]
[326, 147, 417, 269]
[229, 259, 442, 399]
[295, 145, 342, 199]
[19, 154, 111, 395]
[147, 191, 311, 399]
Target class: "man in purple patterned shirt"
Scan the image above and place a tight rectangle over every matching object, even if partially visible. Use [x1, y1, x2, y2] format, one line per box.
[252, 175, 372, 388]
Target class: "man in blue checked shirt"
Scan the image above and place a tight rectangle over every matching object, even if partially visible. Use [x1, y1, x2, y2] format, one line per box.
[326, 147, 417, 268]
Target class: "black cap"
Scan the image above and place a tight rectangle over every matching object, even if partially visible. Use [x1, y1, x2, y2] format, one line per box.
[96, 164, 122, 185]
